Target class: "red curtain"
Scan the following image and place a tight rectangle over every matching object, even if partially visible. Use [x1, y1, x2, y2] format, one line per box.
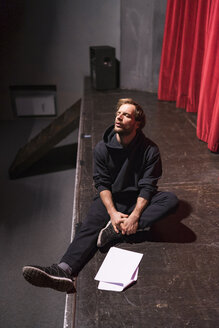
[158, 0, 219, 153]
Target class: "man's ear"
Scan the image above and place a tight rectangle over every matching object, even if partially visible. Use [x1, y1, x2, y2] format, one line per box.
[136, 121, 140, 129]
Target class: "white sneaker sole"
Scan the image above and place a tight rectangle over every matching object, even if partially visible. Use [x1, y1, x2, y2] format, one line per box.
[97, 221, 112, 247]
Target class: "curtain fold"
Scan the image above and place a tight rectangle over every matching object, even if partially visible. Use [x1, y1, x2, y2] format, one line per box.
[158, 0, 219, 152]
[196, 0, 219, 153]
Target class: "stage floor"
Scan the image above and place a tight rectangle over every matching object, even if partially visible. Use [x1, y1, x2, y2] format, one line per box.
[66, 78, 219, 328]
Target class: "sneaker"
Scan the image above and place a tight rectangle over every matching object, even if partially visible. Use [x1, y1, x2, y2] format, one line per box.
[97, 221, 123, 248]
[22, 264, 76, 293]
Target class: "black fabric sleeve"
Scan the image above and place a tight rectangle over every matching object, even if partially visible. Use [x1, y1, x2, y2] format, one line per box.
[93, 143, 112, 193]
[138, 146, 162, 201]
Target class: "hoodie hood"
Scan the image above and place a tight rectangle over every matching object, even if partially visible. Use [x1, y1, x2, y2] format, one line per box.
[103, 125, 122, 149]
[103, 124, 143, 150]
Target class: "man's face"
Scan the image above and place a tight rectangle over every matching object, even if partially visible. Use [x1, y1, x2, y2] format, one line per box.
[114, 104, 139, 136]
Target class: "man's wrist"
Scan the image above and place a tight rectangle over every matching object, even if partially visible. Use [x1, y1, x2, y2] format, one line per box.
[108, 208, 117, 216]
[131, 197, 148, 220]
[129, 212, 140, 222]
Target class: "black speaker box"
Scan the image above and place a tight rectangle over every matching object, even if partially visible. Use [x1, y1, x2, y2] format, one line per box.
[90, 46, 117, 90]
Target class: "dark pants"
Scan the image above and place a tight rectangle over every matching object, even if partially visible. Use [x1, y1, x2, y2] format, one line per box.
[60, 191, 178, 275]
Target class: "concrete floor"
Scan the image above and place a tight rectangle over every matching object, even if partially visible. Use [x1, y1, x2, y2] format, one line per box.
[0, 118, 78, 328]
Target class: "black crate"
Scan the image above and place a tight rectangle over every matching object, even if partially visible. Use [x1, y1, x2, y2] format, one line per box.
[90, 46, 117, 90]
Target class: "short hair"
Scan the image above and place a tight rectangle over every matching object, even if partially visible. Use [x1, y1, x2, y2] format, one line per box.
[116, 98, 146, 130]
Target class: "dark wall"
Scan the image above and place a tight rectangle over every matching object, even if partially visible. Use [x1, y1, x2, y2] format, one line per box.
[0, 0, 167, 120]
[120, 0, 167, 92]
[0, 0, 120, 119]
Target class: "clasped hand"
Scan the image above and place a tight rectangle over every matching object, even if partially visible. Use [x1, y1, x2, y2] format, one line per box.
[110, 211, 139, 235]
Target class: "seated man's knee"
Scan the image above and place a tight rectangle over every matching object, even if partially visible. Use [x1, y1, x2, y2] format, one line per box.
[167, 192, 179, 210]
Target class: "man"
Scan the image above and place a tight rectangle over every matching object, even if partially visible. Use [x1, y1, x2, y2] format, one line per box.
[23, 98, 178, 294]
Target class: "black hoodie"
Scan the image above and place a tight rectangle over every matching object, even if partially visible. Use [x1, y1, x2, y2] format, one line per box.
[93, 125, 162, 202]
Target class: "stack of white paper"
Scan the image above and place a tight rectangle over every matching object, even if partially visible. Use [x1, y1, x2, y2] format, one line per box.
[95, 247, 143, 292]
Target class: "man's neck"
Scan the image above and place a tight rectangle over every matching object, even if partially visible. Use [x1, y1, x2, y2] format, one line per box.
[116, 131, 137, 146]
